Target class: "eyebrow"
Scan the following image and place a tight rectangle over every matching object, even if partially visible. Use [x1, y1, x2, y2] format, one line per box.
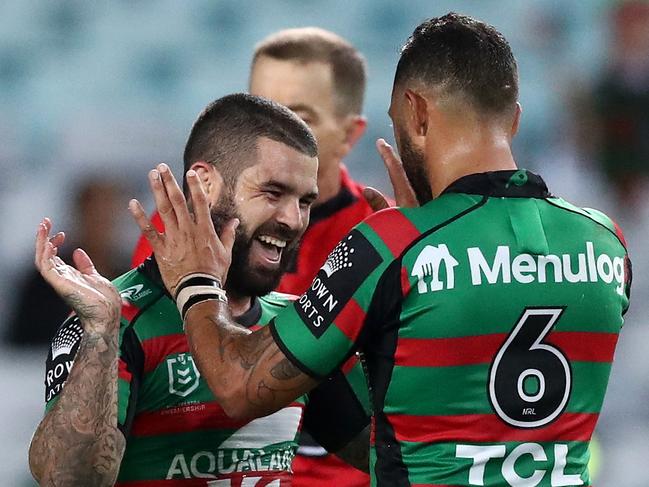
[262, 180, 318, 201]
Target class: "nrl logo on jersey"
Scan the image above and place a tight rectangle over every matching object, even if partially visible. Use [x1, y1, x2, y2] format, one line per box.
[120, 284, 152, 301]
[413, 241, 626, 296]
[167, 353, 201, 397]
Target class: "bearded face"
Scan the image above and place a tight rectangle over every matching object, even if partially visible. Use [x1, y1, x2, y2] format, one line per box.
[210, 193, 300, 298]
[395, 126, 433, 205]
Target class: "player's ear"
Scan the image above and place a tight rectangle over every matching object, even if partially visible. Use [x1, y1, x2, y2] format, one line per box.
[188, 161, 223, 206]
[510, 102, 522, 138]
[339, 115, 367, 157]
[404, 88, 429, 137]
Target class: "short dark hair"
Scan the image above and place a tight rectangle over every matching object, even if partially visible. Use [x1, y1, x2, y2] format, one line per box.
[183, 93, 317, 187]
[395, 13, 518, 115]
[253, 27, 366, 116]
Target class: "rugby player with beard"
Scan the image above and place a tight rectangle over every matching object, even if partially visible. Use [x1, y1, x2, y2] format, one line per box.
[29, 93, 370, 487]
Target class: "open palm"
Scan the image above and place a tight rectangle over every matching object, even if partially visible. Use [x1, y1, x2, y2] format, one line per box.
[35, 218, 121, 331]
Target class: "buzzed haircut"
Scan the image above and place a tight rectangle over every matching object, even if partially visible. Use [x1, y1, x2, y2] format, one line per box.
[253, 27, 366, 116]
[395, 12, 519, 115]
[183, 93, 317, 188]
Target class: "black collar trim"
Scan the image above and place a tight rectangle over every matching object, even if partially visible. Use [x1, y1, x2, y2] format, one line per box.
[235, 296, 262, 328]
[441, 170, 551, 198]
[309, 184, 356, 226]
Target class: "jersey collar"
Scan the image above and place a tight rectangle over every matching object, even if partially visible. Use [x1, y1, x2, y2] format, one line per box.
[235, 297, 262, 328]
[441, 169, 551, 198]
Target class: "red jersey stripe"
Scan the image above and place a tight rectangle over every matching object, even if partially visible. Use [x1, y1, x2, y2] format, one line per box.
[365, 209, 420, 257]
[388, 411, 598, 443]
[118, 359, 132, 383]
[613, 219, 627, 247]
[400, 266, 412, 296]
[130, 401, 305, 437]
[334, 298, 366, 342]
[121, 300, 141, 322]
[395, 331, 619, 367]
[395, 335, 504, 367]
[547, 331, 618, 363]
[141, 333, 189, 374]
[341, 353, 359, 375]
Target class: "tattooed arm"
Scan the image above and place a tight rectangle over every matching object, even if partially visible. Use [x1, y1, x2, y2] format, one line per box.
[29, 323, 125, 486]
[29, 219, 125, 486]
[184, 300, 318, 419]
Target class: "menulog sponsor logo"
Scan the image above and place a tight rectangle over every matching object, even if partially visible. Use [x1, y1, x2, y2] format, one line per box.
[413, 241, 625, 296]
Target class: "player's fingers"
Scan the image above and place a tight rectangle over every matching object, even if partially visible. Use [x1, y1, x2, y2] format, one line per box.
[34, 219, 50, 268]
[129, 199, 164, 250]
[36, 219, 59, 265]
[149, 167, 178, 232]
[220, 218, 239, 256]
[72, 248, 96, 276]
[363, 187, 391, 212]
[376, 138, 419, 207]
[157, 163, 192, 231]
[50, 231, 66, 248]
[186, 168, 211, 227]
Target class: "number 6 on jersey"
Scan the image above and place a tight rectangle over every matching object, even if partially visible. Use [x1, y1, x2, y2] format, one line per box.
[489, 308, 571, 428]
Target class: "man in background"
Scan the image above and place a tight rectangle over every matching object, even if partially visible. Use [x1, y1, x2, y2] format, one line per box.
[132, 28, 375, 486]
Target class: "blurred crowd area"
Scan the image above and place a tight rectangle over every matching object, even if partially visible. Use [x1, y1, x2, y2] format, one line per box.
[1, 0, 648, 485]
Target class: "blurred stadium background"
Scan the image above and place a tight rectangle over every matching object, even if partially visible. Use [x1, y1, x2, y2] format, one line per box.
[2, 0, 648, 485]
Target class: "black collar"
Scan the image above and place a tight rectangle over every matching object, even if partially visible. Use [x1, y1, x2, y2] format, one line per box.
[441, 170, 551, 198]
[309, 184, 356, 226]
[139, 257, 262, 328]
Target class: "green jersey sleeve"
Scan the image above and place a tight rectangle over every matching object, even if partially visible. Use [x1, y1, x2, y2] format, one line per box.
[270, 208, 408, 378]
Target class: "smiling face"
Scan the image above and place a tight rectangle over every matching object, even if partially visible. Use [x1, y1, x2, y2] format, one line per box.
[210, 136, 318, 297]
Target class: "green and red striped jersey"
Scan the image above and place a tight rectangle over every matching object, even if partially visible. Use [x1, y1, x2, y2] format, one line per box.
[44, 259, 368, 486]
[270, 170, 631, 487]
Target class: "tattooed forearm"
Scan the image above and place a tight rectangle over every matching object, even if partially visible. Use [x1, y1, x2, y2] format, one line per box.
[185, 301, 318, 419]
[29, 313, 125, 487]
[270, 358, 302, 380]
[334, 424, 370, 473]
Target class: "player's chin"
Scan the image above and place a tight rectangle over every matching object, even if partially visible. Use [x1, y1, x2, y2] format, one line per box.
[245, 270, 283, 297]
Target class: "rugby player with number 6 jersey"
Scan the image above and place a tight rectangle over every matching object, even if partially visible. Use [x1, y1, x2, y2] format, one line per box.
[127, 13, 631, 487]
[29, 94, 370, 486]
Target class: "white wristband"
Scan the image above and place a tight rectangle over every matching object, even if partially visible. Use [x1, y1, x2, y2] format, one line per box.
[173, 273, 227, 321]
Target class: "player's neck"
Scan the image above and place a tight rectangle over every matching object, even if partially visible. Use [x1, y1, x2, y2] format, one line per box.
[427, 131, 517, 198]
[226, 292, 253, 318]
[313, 161, 341, 207]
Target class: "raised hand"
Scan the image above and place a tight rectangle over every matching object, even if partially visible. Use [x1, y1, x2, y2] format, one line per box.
[363, 138, 418, 211]
[128, 163, 239, 297]
[34, 218, 121, 332]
